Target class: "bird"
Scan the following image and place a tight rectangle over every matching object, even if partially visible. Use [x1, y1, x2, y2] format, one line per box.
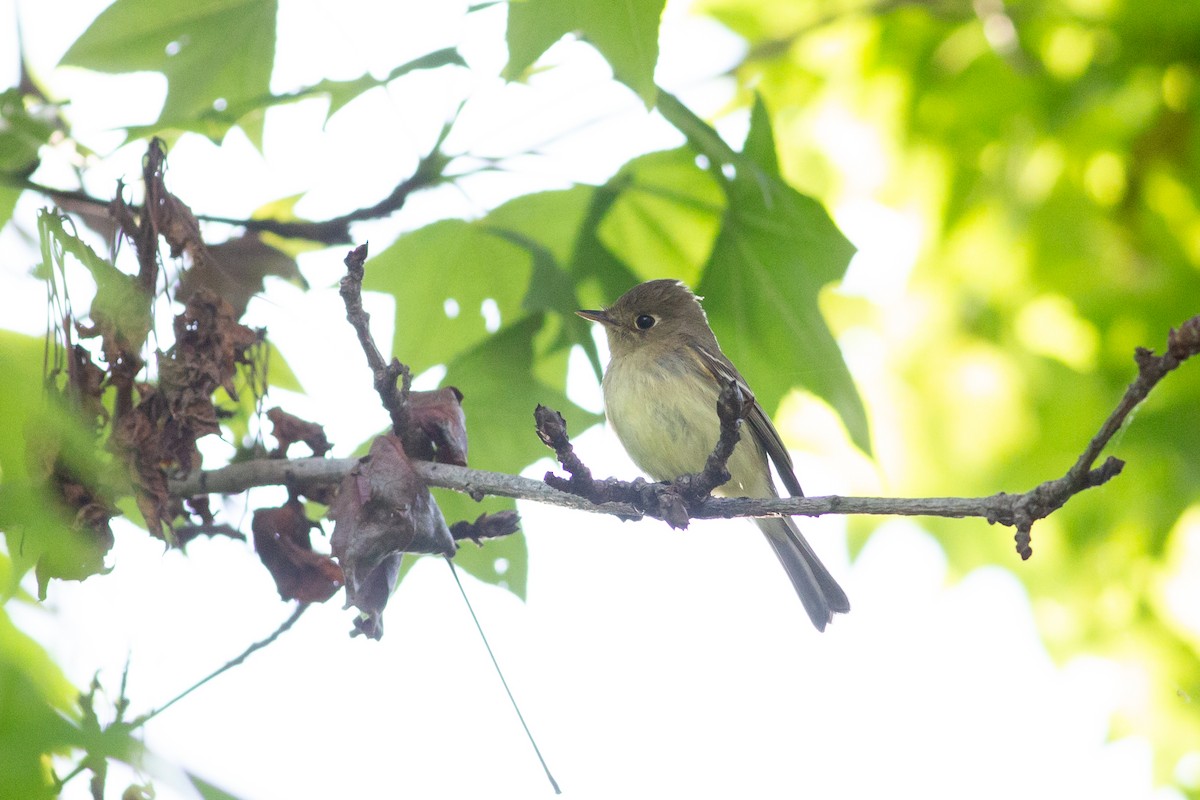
[578, 279, 850, 631]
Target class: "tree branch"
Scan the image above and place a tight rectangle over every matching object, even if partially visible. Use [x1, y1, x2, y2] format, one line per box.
[166, 453, 1113, 526]
[533, 379, 751, 528]
[7, 143, 447, 245]
[169, 315, 1200, 558]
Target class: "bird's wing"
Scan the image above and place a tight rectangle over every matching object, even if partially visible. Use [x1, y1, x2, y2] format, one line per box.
[691, 342, 805, 498]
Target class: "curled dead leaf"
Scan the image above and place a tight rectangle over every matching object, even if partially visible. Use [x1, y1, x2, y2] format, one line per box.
[449, 510, 521, 544]
[266, 407, 331, 458]
[329, 434, 455, 639]
[406, 386, 468, 466]
[253, 501, 343, 603]
[183, 233, 306, 319]
[113, 291, 260, 539]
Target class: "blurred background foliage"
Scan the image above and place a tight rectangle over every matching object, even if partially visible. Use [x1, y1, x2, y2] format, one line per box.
[0, 0, 1198, 795]
[698, 0, 1200, 781]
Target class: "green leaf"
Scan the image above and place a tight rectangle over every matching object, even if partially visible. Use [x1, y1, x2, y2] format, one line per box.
[696, 97, 871, 454]
[443, 314, 601, 475]
[479, 187, 606, 373]
[61, 0, 277, 144]
[188, 773, 245, 800]
[480, 187, 594, 322]
[318, 47, 467, 120]
[0, 607, 79, 712]
[597, 147, 725, 287]
[483, 186, 595, 268]
[487, 230, 579, 318]
[264, 340, 302, 392]
[655, 91, 742, 167]
[40, 212, 152, 354]
[0, 183, 21, 238]
[362, 219, 533, 374]
[0, 330, 62, 492]
[0, 88, 57, 174]
[564, 184, 641, 293]
[119, 46, 465, 146]
[504, 0, 667, 107]
[0, 607, 86, 799]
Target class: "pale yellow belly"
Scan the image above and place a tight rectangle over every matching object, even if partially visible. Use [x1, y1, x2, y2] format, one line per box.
[602, 351, 775, 499]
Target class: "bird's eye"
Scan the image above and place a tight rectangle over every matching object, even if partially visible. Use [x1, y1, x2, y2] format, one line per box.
[635, 314, 656, 330]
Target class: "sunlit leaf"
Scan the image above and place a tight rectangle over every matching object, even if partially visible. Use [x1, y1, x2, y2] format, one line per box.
[319, 47, 467, 120]
[264, 341, 302, 393]
[0, 88, 56, 174]
[363, 219, 532, 374]
[691, 97, 870, 453]
[0, 608, 84, 798]
[484, 186, 595, 268]
[597, 147, 725, 287]
[41, 212, 152, 357]
[0, 184, 21, 233]
[504, 0, 667, 107]
[442, 314, 601, 475]
[188, 773, 245, 800]
[60, 0, 277, 145]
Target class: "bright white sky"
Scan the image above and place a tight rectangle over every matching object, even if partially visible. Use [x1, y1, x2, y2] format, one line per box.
[0, 1, 1180, 798]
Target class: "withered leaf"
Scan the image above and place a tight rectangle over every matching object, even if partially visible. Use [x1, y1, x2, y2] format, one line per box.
[347, 553, 401, 640]
[449, 510, 521, 544]
[63, 343, 109, 434]
[329, 434, 455, 639]
[112, 292, 259, 540]
[253, 501, 343, 603]
[181, 233, 306, 319]
[174, 494, 246, 549]
[148, 175, 205, 265]
[174, 522, 246, 549]
[266, 407, 331, 458]
[171, 288, 260, 399]
[406, 386, 468, 466]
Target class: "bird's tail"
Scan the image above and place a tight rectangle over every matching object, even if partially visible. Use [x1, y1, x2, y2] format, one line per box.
[756, 516, 850, 632]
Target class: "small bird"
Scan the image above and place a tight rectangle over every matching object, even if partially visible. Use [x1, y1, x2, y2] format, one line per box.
[578, 279, 850, 631]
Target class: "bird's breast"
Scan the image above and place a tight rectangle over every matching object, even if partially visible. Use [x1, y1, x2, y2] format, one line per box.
[602, 348, 768, 496]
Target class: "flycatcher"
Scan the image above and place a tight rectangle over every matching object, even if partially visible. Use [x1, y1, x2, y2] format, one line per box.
[578, 279, 850, 631]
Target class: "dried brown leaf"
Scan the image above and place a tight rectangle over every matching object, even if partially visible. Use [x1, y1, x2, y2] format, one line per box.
[266, 407, 331, 458]
[329, 434, 455, 638]
[253, 501, 343, 603]
[182, 233, 306, 319]
[449, 510, 521, 544]
[406, 386, 468, 466]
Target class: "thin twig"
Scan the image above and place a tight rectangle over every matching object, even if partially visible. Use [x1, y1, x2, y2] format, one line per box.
[134, 603, 309, 726]
[9, 144, 447, 245]
[446, 558, 560, 794]
[534, 380, 750, 528]
[337, 243, 411, 438]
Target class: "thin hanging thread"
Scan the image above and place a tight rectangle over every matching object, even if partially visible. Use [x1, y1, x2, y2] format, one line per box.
[445, 556, 561, 794]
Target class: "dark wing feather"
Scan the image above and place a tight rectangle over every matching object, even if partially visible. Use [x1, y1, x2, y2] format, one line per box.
[691, 343, 805, 498]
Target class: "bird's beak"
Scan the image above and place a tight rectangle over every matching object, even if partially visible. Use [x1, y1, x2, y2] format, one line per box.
[576, 309, 612, 326]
